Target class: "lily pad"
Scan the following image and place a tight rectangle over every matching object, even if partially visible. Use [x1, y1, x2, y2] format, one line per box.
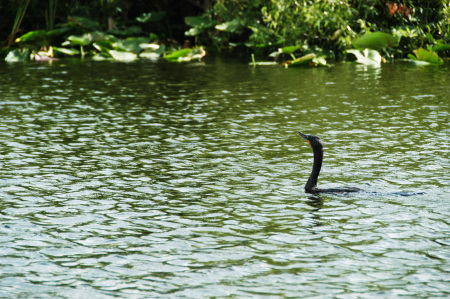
[53, 47, 80, 55]
[408, 48, 443, 65]
[108, 50, 138, 61]
[283, 53, 327, 68]
[353, 32, 398, 49]
[164, 49, 192, 61]
[164, 47, 206, 62]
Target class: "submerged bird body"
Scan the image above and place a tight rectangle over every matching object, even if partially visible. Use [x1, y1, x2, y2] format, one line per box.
[298, 132, 361, 194]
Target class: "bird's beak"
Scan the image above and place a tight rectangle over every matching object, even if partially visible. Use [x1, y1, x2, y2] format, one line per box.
[297, 132, 310, 144]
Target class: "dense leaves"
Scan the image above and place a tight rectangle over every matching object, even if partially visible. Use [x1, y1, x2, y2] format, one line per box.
[1, 0, 449, 63]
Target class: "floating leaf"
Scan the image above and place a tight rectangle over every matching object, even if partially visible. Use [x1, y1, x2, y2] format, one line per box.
[164, 48, 192, 61]
[409, 48, 443, 65]
[53, 47, 80, 55]
[353, 32, 398, 49]
[347, 49, 382, 66]
[108, 50, 138, 61]
[283, 53, 326, 68]
[249, 61, 278, 66]
[164, 47, 205, 62]
[312, 56, 327, 66]
[139, 51, 161, 60]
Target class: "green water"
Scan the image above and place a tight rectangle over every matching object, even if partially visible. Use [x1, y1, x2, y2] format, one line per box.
[0, 59, 449, 298]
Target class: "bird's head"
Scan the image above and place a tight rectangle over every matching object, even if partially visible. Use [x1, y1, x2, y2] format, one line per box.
[297, 132, 323, 149]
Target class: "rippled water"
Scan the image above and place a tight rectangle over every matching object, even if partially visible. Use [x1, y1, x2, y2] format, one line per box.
[0, 59, 449, 298]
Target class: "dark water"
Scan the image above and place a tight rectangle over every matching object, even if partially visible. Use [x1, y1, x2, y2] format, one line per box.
[0, 58, 449, 298]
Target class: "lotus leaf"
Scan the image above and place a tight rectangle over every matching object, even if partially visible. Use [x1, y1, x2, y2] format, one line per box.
[164, 49, 192, 61]
[164, 47, 206, 62]
[108, 50, 138, 61]
[139, 51, 161, 60]
[53, 47, 80, 55]
[408, 48, 443, 65]
[283, 53, 326, 67]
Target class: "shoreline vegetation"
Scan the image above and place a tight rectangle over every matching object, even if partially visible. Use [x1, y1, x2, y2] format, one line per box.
[1, 1, 449, 66]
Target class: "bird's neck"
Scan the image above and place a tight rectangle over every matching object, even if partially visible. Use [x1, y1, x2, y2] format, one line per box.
[305, 147, 323, 192]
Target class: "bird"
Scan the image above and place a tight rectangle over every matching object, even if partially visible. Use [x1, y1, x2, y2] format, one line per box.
[297, 132, 361, 194]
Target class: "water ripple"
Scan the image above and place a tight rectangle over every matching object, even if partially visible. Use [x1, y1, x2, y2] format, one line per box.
[0, 61, 448, 297]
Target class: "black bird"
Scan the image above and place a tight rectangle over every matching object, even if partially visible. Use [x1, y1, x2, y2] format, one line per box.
[297, 132, 361, 194]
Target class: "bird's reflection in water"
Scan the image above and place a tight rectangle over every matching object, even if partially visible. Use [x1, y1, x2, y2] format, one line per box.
[304, 195, 325, 228]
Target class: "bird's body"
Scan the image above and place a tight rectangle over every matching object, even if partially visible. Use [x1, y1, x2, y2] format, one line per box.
[298, 132, 361, 194]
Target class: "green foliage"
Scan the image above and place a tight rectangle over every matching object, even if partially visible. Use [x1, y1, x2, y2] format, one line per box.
[283, 53, 327, 68]
[183, 0, 449, 61]
[136, 12, 166, 23]
[15, 30, 47, 43]
[408, 48, 444, 65]
[2, 0, 449, 63]
[164, 47, 206, 62]
[353, 32, 399, 49]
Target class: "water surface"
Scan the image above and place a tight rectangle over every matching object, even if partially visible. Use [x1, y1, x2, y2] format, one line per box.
[0, 59, 449, 298]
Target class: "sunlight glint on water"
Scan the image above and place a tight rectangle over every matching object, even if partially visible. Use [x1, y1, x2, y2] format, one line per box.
[0, 60, 449, 297]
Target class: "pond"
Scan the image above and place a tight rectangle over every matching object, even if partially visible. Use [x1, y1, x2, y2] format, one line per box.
[0, 58, 449, 298]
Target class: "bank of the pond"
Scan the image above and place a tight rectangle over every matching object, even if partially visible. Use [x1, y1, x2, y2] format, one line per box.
[1, 1, 449, 65]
